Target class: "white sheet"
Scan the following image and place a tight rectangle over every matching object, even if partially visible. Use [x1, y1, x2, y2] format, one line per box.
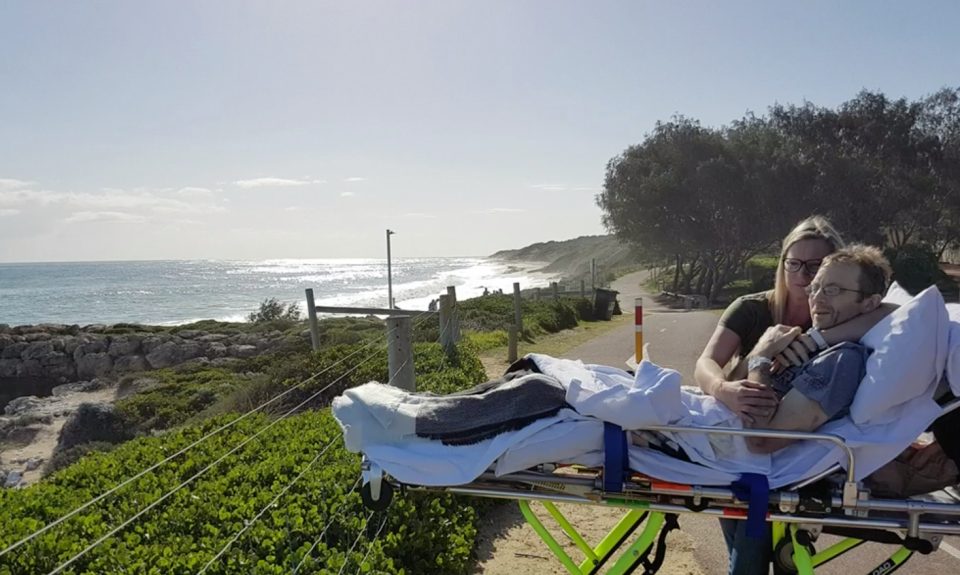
[334, 283, 957, 489]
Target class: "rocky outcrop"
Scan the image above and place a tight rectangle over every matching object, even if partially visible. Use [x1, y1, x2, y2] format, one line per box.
[0, 324, 288, 384]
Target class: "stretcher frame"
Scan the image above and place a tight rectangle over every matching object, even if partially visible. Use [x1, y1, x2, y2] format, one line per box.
[360, 398, 960, 575]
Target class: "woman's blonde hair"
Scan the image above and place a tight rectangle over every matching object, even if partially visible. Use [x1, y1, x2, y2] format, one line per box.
[770, 216, 846, 325]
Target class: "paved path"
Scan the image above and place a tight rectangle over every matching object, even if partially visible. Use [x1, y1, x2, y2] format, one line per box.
[562, 271, 960, 575]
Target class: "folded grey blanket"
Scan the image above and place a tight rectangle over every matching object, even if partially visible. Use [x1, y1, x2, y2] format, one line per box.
[415, 371, 568, 445]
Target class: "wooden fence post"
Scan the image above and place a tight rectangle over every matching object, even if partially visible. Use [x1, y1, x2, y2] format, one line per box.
[535, 287, 541, 301]
[552, 282, 559, 300]
[305, 288, 320, 351]
[508, 325, 518, 363]
[446, 286, 461, 343]
[513, 282, 523, 334]
[580, 280, 586, 299]
[438, 294, 452, 351]
[386, 315, 415, 391]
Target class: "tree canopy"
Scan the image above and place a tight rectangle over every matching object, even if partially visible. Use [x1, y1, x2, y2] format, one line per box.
[597, 87, 960, 301]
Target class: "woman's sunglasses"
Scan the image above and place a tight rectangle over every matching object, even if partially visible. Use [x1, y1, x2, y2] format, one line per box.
[782, 258, 822, 275]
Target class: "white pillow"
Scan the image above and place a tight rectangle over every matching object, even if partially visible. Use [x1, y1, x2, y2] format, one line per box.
[850, 285, 949, 425]
[882, 281, 913, 306]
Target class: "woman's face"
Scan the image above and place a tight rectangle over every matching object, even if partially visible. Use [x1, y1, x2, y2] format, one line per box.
[783, 239, 834, 294]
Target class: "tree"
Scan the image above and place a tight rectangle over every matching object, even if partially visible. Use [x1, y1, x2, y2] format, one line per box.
[597, 87, 960, 302]
[247, 298, 302, 324]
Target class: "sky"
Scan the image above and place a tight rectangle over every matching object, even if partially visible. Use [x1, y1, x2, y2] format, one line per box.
[1, 1, 959, 263]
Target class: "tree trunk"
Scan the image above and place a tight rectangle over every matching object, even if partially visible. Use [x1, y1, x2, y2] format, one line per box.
[671, 254, 681, 292]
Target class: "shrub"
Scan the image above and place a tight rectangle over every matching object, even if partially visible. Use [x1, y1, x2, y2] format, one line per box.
[0, 411, 479, 575]
[113, 368, 245, 434]
[247, 297, 302, 324]
[56, 403, 134, 452]
[458, 295, 589, 337]
[2, 340, 492, 574]
[746, 255, 779, 291]
[884, 244, 948, 294]
[44, 441, 116, 477]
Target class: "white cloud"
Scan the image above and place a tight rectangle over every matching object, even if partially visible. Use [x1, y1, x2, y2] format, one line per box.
[0, 208, 20, 217]
[341, 192, 355, 197]
[529, 183, 567, 191]
[528, 183, 597, 192]
[344, 177, 365, 182]
[0, 179, 34, 190]
[233, 177, 318, 188]
[0, 186, 224, 214]
[63, 211, 147, 223]
[175, 187, 213, 196]
[477, 207, 524, 213]
[284, 206, 300, 211]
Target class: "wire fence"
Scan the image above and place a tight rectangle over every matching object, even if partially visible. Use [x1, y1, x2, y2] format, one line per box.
[3, 310, 447, 574]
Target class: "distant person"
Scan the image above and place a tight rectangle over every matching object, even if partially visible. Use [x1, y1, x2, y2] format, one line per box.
[483, 288, 490, 297]
[428, 299, 437, 312]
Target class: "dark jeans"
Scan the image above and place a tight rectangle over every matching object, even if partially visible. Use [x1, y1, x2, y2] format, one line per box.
[720, 518, 774, 575]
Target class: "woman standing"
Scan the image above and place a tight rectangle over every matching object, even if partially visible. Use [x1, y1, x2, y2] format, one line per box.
[695, 216, 894, 575]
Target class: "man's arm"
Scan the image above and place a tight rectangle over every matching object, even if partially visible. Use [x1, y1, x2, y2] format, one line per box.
[744, 389, 829, 453]
[745, 357, 776, 429]
[819, 303, 898, 346]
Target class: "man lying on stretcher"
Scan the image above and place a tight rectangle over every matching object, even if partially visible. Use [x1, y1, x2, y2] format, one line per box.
[723, 244, 890, 454]
[717, 244, 959, 496]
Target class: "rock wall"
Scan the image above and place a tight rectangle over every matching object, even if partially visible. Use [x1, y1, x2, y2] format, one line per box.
[0, 324, 287, 383]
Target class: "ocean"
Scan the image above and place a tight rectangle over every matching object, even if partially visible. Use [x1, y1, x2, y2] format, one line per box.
[0, 258, 555, 327]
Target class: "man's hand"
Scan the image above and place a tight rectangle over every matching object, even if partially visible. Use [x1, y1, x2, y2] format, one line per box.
[751, 325, 802, 360]
[772, 333, 819, 373]
[713, 379, 779, 425]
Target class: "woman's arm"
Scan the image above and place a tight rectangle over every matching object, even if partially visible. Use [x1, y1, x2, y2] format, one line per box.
[819, 302, 899, 345]
[697, 325, 780, 423]
[695, 326, 741, 395]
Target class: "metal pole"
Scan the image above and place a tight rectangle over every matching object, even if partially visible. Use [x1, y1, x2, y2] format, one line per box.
[513, 282, 523, 334]
[386, 315, 415, 391]
[386, 229, 395, 309]
[305, 289, 320, 351]
[635, 298, 643, 362]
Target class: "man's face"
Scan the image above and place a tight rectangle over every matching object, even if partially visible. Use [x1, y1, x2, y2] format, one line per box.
[807, 263, 871, 330]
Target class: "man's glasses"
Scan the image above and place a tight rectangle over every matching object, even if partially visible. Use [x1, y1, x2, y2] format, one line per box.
[783, 258, 822, 275]
[804, 283, 862, 297]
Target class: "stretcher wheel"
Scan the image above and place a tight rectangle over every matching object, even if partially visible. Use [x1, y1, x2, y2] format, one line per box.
[361, 480, 394, 511]
[774, 537, 816, 573]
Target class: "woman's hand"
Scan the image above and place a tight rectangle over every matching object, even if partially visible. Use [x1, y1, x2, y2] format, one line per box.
[713, 379, 779, 424]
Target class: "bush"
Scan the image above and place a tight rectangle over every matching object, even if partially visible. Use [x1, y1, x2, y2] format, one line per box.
[44, 441, 116, 477]
[113, 368, 246, 434]
[2, 340, 492, 574]
[458, 295, 589, 337]
[746, 255, 779, 291]
[884, 244, 948, 294]
[0, 411, 479, 574]
[56, 403, 134, 452]
[247, 297, 302, 324]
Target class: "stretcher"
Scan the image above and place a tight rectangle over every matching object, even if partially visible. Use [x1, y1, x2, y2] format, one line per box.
[358, 397, 960, 575]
